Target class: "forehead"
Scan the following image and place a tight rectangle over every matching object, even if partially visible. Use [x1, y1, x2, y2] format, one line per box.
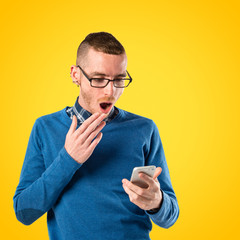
[84, 48, 128, 75]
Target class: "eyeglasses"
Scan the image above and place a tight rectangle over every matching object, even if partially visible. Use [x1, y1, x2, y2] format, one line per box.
[76, 65, 132, 88]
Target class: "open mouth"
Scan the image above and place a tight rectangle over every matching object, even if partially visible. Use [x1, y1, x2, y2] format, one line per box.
[100, 102, 112, 110]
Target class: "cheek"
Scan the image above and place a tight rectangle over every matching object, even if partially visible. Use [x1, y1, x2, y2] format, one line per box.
[89, 90, 101, 105]
[81, 86, 93, 103]
[115, 89, 124, 99]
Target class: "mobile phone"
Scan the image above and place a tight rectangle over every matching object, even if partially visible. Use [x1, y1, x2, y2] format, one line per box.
[130, 166, 156, 188]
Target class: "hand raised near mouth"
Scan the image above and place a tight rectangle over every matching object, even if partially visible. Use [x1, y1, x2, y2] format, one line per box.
[64, 113, 107, 164]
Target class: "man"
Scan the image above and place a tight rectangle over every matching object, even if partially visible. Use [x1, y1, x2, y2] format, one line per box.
[13, 32, 179, 240]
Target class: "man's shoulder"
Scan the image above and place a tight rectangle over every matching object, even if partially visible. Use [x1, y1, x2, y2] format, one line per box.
[35, 107, 68, 126]
[118, 108, 156, 128]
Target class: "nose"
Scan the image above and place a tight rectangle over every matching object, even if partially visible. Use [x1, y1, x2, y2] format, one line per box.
[104, 81, 115, 96]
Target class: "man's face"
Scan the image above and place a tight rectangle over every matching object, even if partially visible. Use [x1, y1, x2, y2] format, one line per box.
[73, 48, 127, 116]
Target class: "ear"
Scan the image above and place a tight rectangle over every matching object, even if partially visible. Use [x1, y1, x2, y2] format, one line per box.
[70, 65, 80, 86]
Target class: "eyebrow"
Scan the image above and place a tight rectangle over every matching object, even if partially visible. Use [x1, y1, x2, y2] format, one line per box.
[90, 71, 127, 78]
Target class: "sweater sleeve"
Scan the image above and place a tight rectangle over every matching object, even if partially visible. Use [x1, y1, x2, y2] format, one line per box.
[144, 121, 179, 228]
[13, 119, 81, 225]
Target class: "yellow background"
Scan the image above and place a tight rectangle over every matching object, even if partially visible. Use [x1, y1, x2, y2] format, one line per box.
[1, 0, 239, 239]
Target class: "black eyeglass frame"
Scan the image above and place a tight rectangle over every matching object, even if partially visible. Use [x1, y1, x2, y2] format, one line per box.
[77, 65, 132, 88]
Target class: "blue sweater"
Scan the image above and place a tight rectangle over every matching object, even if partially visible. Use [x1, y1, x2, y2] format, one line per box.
[13, 107, 179, 240]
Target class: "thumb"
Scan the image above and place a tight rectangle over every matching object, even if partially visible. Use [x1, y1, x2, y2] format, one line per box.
[68, 115, 77, 134]
[153, 167, 162, 181]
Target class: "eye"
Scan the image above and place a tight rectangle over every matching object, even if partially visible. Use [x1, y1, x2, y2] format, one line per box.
[92, 78, 106, 83]
[114, 79, 124, 82]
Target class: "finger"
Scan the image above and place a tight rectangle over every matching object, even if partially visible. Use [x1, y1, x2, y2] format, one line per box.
[87, 132, 103, 153]
[122, 183, 150, 207]
[85, 121, 106, 145]
[122, 179, 152, 200]
[153, 167, 162, 180]
[80, 113, 107, 140]
[75, 112, 101, 135]
[68, 115, 77, 135]
[138, 172, 156, 186]
[122, 183, 137, 199]
[76, 113, 106, 137]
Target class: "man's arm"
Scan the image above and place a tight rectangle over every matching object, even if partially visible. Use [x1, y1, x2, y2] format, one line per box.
[13, 113, 106, 225]
[122, 121, 179, 229]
